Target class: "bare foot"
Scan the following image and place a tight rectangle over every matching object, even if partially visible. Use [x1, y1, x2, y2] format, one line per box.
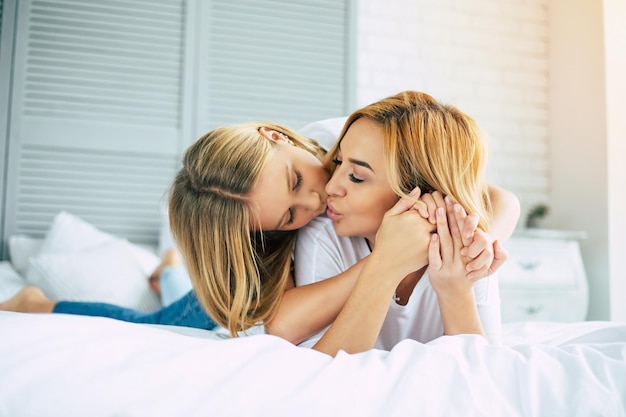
[148, 248, 182, 294]
[0, 286, 56, 313]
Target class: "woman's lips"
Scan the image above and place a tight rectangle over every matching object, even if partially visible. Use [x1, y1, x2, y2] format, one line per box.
[326, 203, 342, 221]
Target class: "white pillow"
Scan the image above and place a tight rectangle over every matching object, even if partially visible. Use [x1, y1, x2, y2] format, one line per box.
[24, 211, 161, 312]
[26, 240, 160, 311]
[298, 116, 348, 152]
[37, 211, 116, 255]
[8, 235, 44, 275]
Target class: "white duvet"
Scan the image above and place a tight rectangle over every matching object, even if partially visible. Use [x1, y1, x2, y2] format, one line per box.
[0, 311, 625, 417]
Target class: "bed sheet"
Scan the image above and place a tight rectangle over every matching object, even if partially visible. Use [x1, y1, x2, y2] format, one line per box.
[0, 311, 624, 417]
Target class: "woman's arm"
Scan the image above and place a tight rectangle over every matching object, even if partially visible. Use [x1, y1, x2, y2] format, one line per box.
[429, 205, 485, 338]
[268, 186, 519, 347]
[312, 197, 433, 356]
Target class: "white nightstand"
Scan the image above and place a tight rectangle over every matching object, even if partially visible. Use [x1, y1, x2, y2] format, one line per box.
[498, 229, 589, 323]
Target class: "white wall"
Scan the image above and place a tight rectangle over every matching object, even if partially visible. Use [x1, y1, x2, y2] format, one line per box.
[355, 0, 550, 225]
[604, 0, 626, 322]
[548, 0, 626, 322]
[354, 0, 624, 321]
[548, 0, 608, 320]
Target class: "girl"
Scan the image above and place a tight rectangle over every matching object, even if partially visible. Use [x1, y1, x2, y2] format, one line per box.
[0, 122, 329, 333]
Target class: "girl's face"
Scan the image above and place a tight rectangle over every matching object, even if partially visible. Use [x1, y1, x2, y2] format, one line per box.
[249, 129, 330, 231]
[325, 118, 398, 244]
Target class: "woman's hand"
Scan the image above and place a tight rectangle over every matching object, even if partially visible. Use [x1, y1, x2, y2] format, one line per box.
[427, 204, 473, 295]
[427, 203, 486, 338]
[373, 188, 435, 279]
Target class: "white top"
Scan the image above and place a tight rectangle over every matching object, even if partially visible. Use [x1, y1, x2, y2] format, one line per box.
[295, 216, 502, 350]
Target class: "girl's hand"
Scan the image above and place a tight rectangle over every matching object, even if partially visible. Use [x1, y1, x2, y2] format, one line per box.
[417, 191, 446, 224]
[373, 188, 435, 279]
[444, 196, 509, 281]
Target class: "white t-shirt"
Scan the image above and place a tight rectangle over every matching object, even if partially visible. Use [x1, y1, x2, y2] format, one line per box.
[294, 216, 502, 350]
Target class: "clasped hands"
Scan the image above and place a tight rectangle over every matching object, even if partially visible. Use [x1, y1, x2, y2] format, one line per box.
[374, 188, 508, 287]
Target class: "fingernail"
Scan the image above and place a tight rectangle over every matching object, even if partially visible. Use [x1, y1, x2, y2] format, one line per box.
[454, 204, 461, 212]
[409, 187, 420, 196]
[444, 196, 452, 205]
[437, 207, 444, 216]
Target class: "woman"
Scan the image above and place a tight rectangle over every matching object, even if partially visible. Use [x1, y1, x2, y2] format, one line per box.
[293, 91, 517, 356]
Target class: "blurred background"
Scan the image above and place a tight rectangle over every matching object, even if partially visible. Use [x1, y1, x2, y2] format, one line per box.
[0, 0, 623, 321]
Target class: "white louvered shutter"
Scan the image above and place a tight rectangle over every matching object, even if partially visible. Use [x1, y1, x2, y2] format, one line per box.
[195, 0, 352, 135]
[3, 0, 189, 245]
[1, 0, 353, 253]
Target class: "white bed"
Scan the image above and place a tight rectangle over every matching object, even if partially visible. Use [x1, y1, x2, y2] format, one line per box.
[0, 159, 625, 416]
[1, 227, 625, 417]
[0, 311, 625, 417]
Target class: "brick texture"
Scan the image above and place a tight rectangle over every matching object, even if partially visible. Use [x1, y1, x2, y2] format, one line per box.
[356, 0, 550, 224]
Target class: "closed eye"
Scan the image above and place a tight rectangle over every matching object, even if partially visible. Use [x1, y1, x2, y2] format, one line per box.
[286, 208, 295, 226]
[349, 174, 363, 183]
[333, 158, 363, 183]
[293, 171, 302, 191]
[284, 172, 303, 226]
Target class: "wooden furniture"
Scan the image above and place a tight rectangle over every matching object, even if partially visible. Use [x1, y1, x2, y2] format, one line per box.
[499, 229, 588, 322]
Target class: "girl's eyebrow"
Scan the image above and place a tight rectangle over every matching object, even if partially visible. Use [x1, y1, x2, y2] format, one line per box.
[275, 164, 291, 230]
[348, 158, 374, 173]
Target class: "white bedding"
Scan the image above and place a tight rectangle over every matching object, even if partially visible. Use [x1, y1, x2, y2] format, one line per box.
[0, 311, 624, 417]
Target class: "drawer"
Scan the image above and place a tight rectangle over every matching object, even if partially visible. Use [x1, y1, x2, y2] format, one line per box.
[501, 288, 588, 322]
[498, 238, 587, 289]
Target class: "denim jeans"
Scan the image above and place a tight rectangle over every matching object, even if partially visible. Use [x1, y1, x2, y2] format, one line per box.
[53, 267, 217, 330]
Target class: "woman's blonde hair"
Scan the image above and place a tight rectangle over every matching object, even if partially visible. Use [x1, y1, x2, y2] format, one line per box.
[168, 122, 324, 336]
[325, 90, 492, 230]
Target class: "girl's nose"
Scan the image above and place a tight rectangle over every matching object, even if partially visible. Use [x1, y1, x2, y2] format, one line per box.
[303, 189, 323, 211]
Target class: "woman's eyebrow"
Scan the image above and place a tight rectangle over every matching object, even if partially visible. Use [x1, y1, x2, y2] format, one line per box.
[348, 158, 374, 173]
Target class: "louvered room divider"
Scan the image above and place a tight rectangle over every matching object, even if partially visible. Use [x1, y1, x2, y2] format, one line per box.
[0, 0, 354, 256]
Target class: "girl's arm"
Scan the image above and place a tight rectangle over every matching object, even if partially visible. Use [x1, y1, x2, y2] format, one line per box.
[461, 184, 520, 278]
[264, 258, 366, 345]
[419, 184, 520, 244]
[485, 183, 521, 244]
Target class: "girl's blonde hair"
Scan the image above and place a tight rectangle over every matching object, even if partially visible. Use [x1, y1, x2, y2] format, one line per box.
[325, 90, 493, 230]
[168, 122, 323, 336]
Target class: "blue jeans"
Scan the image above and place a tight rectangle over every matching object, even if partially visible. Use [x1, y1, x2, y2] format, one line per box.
[53, 267, 217, 330]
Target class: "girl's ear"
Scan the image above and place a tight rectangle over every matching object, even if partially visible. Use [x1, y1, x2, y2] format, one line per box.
[258, 127, 289, 143]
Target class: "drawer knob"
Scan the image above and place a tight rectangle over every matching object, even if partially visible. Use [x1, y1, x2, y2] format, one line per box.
[518, 258, 540, 270]
[525, 305, 543, 315]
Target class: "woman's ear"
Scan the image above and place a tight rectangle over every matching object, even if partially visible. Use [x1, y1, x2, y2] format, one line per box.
[258, 127, 289, 143]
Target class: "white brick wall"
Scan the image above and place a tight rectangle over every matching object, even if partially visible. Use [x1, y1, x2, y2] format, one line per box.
[356, 0, 550, 226]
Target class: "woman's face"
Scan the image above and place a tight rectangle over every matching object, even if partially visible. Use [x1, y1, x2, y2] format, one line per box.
[249, 129, 330, 232]
[325, 118, 398, 244]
